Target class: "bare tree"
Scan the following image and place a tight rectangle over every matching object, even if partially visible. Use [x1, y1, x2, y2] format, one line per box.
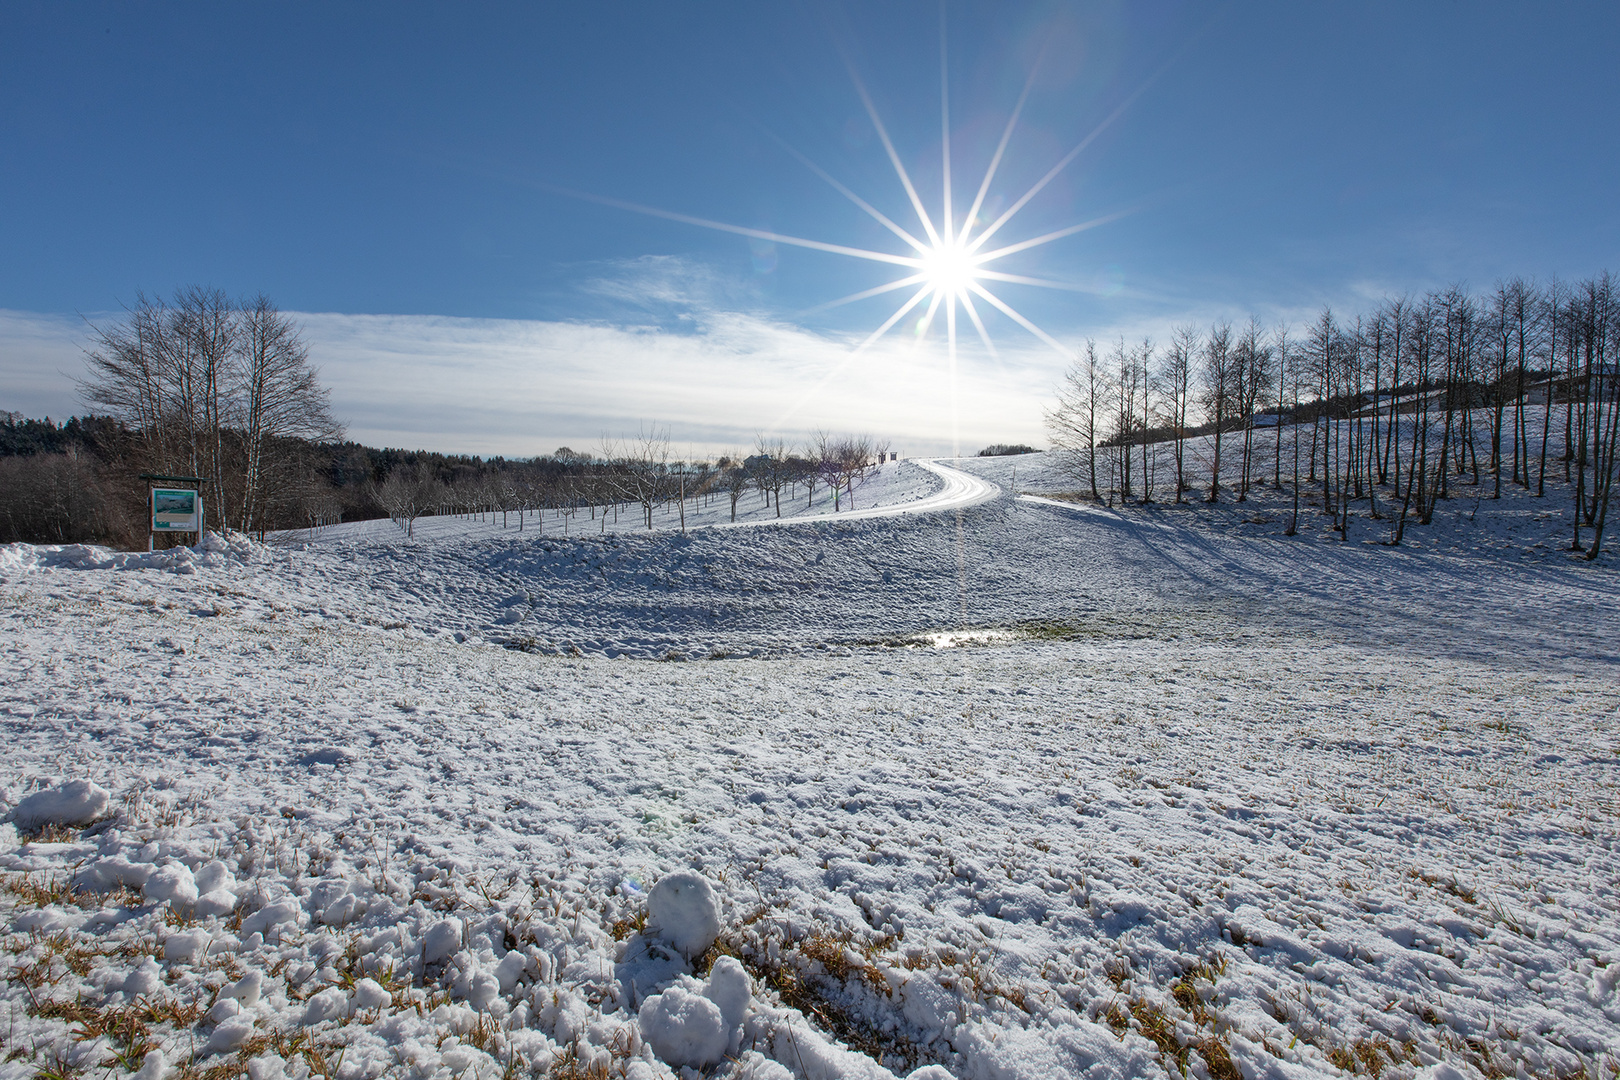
[373, 462, 439, 539]
[1110, 337, 1137, 501]
[236, 295, 341, 534]
[1568, 274, 1618, 554]
[1136, 338, 1157, 503]
[1201, 321, 1235, 502]
[1283, 331, 1303, 536]
[1539, 278, 1565, 496]
[1377, 297, 1411, 488]
[718, 453, 751, 523]
[613, 427, 672, 529]
[1232, 317, 1274, 501]
[80, 286, 341, 536]
[828, 434, 874, 508]
[1045, 340, 1105, 502]
[1161, 325, 1197, 503]
[753, 435, 791, 518]
[82, 287, 234, 493]
[1272, 324, 1291, 491]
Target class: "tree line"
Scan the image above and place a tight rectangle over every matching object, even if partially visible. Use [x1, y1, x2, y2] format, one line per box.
[1047, 275, 1620, 558]
[0, 284, 901, 545]
[370, 429, 893, 538]
[0, 410, 898, 546]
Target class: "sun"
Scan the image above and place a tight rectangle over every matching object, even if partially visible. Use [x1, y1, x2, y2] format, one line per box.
[557, 14, 1140, 449]
[920, 239, 980, 297]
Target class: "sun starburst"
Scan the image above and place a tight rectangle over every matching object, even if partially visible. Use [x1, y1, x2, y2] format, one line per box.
[559, 14, 1145, 452]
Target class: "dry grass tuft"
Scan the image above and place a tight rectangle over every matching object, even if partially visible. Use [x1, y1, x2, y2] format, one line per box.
[0, 871, 142, 912]
[608, 908, 646, 942]
[1098, 953, 1239, 1079]
[542, 1029, 635, 1079]
[22, 822, 82, 844]
[708, 920, 929, 1074]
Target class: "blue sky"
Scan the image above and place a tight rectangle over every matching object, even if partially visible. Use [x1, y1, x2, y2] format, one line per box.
[3, 1, 1617, 455]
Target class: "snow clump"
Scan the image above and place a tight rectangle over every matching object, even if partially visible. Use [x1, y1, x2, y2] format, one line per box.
[10, 778, 109, 831]
[647, 870, 720, 959]
[637, 957, 754, 1069]
[143, 861, 200, 908]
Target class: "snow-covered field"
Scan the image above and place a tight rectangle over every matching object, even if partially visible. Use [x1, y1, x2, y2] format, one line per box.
[1, 454, 1616, 1080]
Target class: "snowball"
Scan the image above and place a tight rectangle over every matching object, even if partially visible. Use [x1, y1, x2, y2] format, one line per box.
[495, 950, 529, 993]
[135, 1049, 166, 1080]
[240, 900, 300, 936]
[1414, 1067, 1472, 1080]
[246, 1054, 285, 1080]
[321, 894, 362, 926]
[163, 929, 211, 964]
[733, 1056, 795, 1080]
[302, 987, 349, 1025]
[467, 969, 500, 1011]
[195, 889, 238, 918]
[17, 908, 86, 933]
[648, 871, 721, 959]
[123, 957, 163, 996]
[353, 977, 390, 1011]
[144, 862, 199, 908]
[422, 918, 462, 963]
[905, 1068, 955, 1080]
[220, 971, 263, 1007]
[703, 956, 752, 1029]
[208, 998, 241, 1023]
[12, 779, 109, 831]
[638, 984, 730, 1068]
[194, 860, 234, 894]
[206, 1015, 255, 1054]
[900, 974, 955, 1032]
[79, 856, 154, 891]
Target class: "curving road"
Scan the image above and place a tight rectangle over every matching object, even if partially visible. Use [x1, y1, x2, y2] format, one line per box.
[718, 457, 1000, 528]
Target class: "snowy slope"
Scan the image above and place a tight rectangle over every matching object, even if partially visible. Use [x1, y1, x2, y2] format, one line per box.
[0, 461, 1616, 1080]
[297, 458, 954, 547]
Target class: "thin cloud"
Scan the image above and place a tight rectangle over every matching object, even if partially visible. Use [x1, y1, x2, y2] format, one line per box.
[0, 271, 1059, 458]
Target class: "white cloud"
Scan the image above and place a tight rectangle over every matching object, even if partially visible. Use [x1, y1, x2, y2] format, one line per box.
[302, 305, 1056, 457]
[0, 309, 95, 421]
[0, 280, 1062, 458]
[3, 253, 1408, 461]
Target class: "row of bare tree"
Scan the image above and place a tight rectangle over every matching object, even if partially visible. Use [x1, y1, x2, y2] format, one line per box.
[1047, 275, 1620, 557]
[372, 429, 893, 537]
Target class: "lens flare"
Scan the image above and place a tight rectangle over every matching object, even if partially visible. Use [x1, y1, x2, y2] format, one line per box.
[562, 13, 1155, 451]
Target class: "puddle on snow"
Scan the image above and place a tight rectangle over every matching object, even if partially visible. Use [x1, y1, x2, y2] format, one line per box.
[910, 628, 1020, 649]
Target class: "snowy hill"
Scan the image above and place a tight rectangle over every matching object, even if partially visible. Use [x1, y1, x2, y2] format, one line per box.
[0, 458, 1616, 1080]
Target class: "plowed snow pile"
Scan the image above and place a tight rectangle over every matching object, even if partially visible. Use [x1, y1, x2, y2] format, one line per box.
[0, 457, 1616, 1080]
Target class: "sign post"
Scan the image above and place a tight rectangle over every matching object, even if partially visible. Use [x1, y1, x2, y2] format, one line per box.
[139, 475, 207, 551]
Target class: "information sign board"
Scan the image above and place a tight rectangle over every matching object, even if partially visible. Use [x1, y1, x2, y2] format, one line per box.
[152, 488, 201, 532]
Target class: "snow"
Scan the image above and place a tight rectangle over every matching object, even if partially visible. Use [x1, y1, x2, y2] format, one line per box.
[8, 777, 108, 830]
[0, 443, 1616, 1080]
[639, 982, 731, 1067]
[649, 870, 723, 959]
[706, 955, 753, 1029]
[143, 860, 199, 907]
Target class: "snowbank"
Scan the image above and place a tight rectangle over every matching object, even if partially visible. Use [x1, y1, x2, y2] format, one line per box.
[0, 530, 260, 575]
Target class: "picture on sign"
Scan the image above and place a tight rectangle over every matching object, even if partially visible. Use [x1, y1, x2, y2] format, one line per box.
[152, 488, 200, 532]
